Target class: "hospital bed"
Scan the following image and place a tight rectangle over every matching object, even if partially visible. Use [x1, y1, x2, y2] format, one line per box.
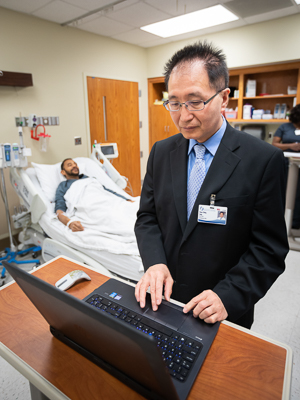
[10, 152, 144, 282]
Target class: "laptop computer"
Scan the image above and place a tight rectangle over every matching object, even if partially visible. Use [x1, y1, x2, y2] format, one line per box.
[3, 261, 220, 400]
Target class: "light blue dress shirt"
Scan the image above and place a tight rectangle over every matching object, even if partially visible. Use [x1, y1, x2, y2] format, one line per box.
[187, 116, 227, 181]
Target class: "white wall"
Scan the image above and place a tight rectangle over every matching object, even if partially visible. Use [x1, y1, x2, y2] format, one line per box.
[146, 13, 300, 77]
[0, 7, 148, 238]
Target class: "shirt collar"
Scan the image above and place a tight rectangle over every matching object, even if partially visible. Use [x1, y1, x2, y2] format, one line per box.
[188, 115, 227, 156]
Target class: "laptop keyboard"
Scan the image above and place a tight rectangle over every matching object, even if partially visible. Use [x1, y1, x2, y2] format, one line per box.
[86, 295, 203, 382]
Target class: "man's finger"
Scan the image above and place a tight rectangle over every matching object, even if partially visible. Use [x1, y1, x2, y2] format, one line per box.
[164, 276, 173, 302]
[137, 278, 150, 308]
[203, 312, 218, 324]
[149, 273, 160, 311]
[135, 280, 141, 302]
[183, 293, 204, 313]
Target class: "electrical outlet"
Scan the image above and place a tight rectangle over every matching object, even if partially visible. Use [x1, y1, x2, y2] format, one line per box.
[74, 137, 82, 145]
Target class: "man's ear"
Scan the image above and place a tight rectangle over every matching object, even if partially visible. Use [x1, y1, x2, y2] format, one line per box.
[221, 88, 230, 114]
[61, 170, 66, 178]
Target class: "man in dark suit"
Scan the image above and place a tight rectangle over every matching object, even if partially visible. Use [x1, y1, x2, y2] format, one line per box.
[134, 42, 289, 329]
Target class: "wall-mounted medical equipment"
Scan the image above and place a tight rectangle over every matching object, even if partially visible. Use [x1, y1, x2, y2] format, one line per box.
[0, 127, 40, 283]
[98, 142, 119, 159]
[15, 115, 60, 127]
[12, 143, 20, 167]
[15, 115, 54, 151]
[91, 142, 127, 189]
[1, 128, 32, 168]
[3, 144, 12, 167]
[30, 124, 51, 148]
[38, 132, 51, 152]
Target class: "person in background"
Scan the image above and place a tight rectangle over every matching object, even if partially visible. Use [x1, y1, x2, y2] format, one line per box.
[272, 104, 300, 228]
[134, 41, 288, 329]
[55, 159, 87, 232]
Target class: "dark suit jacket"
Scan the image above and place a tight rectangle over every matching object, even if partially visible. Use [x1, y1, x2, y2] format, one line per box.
[135, 123, 289, 329]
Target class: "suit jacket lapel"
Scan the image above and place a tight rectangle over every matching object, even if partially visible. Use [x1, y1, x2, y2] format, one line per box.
[182, 124, 242, 242]
[170, 135, 189, 234]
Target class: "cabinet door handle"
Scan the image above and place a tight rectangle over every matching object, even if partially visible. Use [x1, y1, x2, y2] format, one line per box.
[167, 126, 170, 132]
[164, 126, 166, 132]
[103, 96, 107, 141]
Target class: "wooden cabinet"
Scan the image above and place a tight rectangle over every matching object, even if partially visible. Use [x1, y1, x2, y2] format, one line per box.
[148, 62, 300, 147]
[227, 61, 300, 124]
[148, 77, 178, 150]
[0, 71, 33, 86]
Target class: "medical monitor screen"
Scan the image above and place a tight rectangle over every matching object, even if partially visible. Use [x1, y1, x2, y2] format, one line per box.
[101, 145, 114, 156]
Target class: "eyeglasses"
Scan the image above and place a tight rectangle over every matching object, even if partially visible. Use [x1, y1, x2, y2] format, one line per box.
[163, 88, 225, 112]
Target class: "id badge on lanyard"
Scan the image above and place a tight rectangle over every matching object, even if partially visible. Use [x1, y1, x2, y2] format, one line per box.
[197, 194, 227, 225]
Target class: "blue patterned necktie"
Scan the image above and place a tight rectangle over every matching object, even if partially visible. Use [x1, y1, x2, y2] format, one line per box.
[187, 144, 206, 220]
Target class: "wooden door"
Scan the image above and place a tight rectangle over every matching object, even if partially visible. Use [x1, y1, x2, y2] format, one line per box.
[87, 77, 141, 196]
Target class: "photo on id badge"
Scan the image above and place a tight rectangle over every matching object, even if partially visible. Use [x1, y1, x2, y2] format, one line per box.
[198, 205, 227, 225]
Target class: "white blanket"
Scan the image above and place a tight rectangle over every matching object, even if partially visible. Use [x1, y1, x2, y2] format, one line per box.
[61, 178, 140, 255]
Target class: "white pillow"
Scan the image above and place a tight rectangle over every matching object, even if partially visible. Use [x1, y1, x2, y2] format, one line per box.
[31, 161, 64, 202]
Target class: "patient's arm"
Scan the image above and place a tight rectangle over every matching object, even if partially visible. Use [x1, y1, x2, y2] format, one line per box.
[56, 210, 84, 232]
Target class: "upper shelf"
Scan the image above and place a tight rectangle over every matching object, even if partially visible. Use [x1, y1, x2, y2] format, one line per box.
[228, 118, 289, 124]
[243, 94, 296, 100]
[0, 71, 33, 87]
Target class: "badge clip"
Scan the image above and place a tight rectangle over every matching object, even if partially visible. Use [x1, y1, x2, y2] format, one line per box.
[210, 194, 216, 206]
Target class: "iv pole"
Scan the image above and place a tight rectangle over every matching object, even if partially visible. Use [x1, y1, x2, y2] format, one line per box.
[1, 168, 16, 253]
[0, 138, 41, 284]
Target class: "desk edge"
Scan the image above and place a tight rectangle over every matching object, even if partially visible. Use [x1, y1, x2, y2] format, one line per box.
[222, 320, 293, 400]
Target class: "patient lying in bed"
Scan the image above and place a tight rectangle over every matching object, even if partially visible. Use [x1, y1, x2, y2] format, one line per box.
[51, 158, 140, 258]
[55, 158, 134, 232]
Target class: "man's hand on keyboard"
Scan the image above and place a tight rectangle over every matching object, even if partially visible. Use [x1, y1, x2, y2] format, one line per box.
[183, 290, 228, 324]
[135, 264, 173, 311]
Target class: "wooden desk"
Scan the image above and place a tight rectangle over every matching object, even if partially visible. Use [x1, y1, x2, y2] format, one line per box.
[0, 257, 292, 400]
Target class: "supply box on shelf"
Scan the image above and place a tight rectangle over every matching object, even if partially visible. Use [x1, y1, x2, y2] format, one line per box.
[245, 80, 256, 97]
[225, 110, 238, 119]
[243, 104, 253, 119]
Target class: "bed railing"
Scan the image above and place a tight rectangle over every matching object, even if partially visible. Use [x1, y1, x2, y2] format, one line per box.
[10, 167, 47, 224]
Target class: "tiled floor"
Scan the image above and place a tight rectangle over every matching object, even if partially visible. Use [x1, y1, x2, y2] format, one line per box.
[0, 250, 299, 399]
[251, 249, 300, 400]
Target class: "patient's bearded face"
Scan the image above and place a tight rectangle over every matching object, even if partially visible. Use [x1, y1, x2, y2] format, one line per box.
[63, 160, 80, 178]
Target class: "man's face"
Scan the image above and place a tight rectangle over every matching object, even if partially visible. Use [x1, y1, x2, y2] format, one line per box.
[168, 60, 229, 143]
[61, 159, 79, 179]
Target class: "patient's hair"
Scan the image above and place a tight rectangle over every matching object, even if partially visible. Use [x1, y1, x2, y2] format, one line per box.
[61, 158, 72, 171]
[290, 104, 300, 125]
[164, 41, 229, 92]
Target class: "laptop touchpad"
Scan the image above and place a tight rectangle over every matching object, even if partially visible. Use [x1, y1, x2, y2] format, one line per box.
[145, 303, 187, 330]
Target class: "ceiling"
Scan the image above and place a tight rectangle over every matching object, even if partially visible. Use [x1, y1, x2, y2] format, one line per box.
[1, 0, 299, 48]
